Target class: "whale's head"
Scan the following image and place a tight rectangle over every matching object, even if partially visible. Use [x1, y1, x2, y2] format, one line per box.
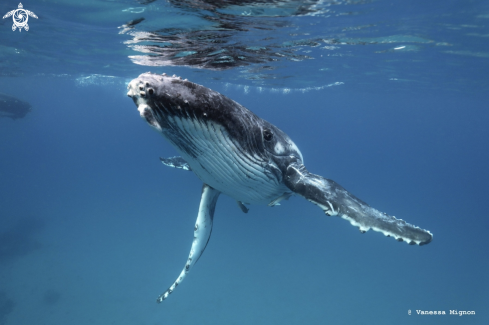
[127, 72, 202, 131]
[127, 72, 302, 173]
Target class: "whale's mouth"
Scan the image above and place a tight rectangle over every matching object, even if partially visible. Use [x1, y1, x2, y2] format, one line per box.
[137, 103, 158, 127]
[127, 78, 161, 129]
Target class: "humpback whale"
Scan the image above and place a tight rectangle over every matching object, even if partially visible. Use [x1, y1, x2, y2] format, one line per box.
[0, 93, 31, 120]
[127, 72, 433, 303]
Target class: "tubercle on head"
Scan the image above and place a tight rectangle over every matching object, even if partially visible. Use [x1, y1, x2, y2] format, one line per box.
[127, 79, 154, 105]
[127, 72, 189, 100]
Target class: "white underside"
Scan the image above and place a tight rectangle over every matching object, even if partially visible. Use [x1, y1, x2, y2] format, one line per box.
[160, 114, 290, 205]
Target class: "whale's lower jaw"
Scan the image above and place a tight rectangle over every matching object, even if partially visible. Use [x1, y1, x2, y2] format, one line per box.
[145, 105, 289, 205]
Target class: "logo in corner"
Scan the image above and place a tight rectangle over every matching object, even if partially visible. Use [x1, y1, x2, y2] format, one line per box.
[3, 3, 37, 32]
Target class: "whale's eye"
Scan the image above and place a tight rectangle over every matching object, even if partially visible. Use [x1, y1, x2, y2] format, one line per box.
[263, 129, 273, 141]
[148, 88, 154, 95]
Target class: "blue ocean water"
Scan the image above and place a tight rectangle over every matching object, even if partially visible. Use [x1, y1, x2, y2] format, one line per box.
[0, 0, 488, 324]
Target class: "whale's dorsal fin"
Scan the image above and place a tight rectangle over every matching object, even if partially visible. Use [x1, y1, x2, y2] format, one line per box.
[157, 184, 220, 302]
[284, 162, 433, 246]
[160, 157, 250, 213]
[236, 201, 249, 213]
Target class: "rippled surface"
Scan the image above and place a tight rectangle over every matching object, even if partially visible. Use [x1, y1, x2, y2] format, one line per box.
[1, 0, 488, 90]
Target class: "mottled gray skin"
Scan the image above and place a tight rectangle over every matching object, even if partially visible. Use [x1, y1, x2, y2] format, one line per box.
[127, 72, 433, 303]
[128, 72, 301, 174]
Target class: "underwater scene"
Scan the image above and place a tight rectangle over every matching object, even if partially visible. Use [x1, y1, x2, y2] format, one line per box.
[0, 0, 488, 324]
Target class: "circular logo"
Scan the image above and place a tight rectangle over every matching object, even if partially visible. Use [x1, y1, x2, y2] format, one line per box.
[13, 9, 28, 29]
[2, 3, 38, 32]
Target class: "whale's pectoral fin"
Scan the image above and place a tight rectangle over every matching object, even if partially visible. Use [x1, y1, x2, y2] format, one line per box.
[160, 156, 191, 171]
[284, 162, 433, 246]
[157, 184, 220, 303]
